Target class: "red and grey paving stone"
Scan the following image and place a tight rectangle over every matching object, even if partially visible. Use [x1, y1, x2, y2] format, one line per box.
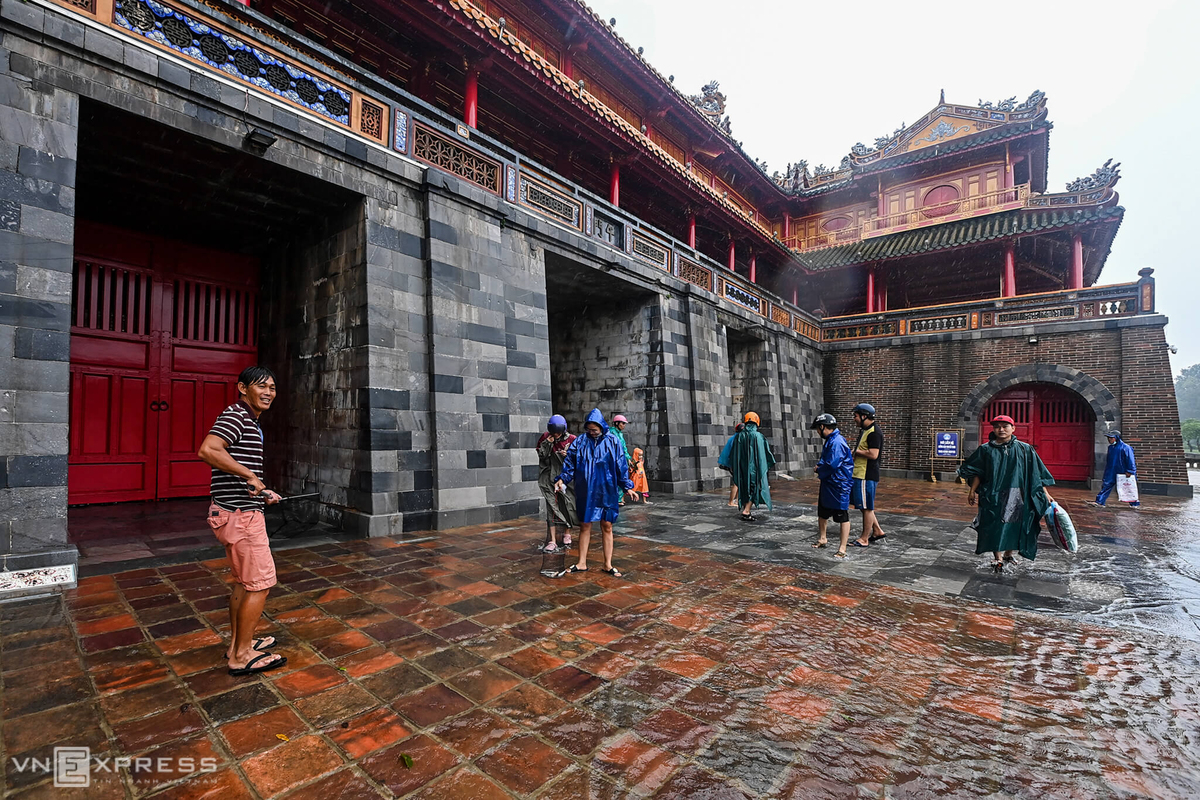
[2, 477, 1199, 798]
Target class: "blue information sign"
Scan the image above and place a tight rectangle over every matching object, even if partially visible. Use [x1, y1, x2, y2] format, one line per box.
[934, 431, 960, 459]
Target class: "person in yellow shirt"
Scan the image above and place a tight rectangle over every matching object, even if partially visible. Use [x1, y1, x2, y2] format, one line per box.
[849, 403, 886, 547]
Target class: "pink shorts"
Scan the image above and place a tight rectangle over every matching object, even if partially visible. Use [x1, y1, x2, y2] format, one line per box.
[207, 504, 276, 591]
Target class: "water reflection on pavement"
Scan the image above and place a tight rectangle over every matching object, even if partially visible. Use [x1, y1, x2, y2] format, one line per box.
[1, 476, 1197, 797]
[618, 476, 1200, 643]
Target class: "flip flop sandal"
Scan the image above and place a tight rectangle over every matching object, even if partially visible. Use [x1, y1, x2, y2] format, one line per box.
[740, 514, 757, 522]
[833, 551, 847, 559]
[565, 565, 589, 574]
[868, 534, 887, 543]
[563, 535, 573, 545]
[222, 636, 276, 661]
[228, 652, 288, 676]
[992, 561, 1005, 573]
[811, 541, 828, 549]
[602, 567, 623, 577]
[851, 541, 869, 548]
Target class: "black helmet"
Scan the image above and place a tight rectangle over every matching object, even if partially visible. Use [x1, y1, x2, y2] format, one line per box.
[853, 403, 876, 418]
[811, 413, 837, 430]
[1106, 429, 1121, 439]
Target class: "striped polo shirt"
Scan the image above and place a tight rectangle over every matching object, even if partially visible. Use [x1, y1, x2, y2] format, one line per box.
[209, 400, 266, 512]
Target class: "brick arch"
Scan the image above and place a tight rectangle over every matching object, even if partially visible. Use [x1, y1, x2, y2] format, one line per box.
[957, 364, 1121, 481]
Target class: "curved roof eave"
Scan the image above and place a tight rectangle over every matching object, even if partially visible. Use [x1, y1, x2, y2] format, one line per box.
[796, 204, 1125, 272]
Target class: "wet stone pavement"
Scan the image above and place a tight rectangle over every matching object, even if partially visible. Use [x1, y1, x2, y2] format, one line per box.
[1, 478, 1199, 798]
[622, 477, 1200, 643]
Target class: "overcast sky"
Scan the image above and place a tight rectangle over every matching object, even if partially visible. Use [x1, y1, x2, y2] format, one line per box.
[591, 0, 1200, 377]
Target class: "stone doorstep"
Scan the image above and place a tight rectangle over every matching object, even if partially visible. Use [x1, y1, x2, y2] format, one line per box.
[0, 562, 77, 600]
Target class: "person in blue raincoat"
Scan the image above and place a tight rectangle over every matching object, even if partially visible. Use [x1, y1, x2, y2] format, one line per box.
[810, 413, 854, 558]
[555, 409, 637, 577]
[718, 422, 745, 507]
[1092, 430, 1139, 509]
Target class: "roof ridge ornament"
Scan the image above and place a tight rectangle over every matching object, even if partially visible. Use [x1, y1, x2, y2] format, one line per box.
[687, 80, 732, 135]
[1066, 159, 1121, 192]
[979, 96, 1018, 112]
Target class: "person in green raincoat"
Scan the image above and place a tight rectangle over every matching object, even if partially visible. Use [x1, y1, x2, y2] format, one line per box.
[728, 412, 775, 521]
[610, 415, 633, 504]
[959, 414, 1056, 572]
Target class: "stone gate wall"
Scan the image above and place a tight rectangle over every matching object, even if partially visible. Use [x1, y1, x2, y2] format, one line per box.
[823, 316, 1189, 493]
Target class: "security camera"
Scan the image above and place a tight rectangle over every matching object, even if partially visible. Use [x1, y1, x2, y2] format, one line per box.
[1169, 344, 1179, 354]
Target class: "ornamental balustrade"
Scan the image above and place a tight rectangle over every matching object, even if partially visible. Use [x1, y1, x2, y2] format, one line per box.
[821, 281, 1148, 343]
[785, 184, 1031, 252]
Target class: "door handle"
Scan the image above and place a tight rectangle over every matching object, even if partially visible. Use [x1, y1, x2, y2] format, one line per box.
[150, 401, 161, 411]
[159, 401, 169, 412]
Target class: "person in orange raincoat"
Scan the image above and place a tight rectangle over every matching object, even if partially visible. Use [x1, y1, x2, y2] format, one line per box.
[630, 447, 651, 504]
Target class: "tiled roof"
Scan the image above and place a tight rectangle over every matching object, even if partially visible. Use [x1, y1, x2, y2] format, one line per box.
[854, 121, 1051, 176]
[796, 204, 1125, 271]
[446, 0, 794, 257]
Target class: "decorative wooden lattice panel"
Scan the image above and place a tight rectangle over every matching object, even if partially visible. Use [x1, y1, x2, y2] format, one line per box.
[519, 177, 580, 228]
[909, 315, 968, 334]
[631, 234, 669, 269]
[358, 99, 386, 142]
[413, 124, 501, 193]
[678, 258, 712, 291]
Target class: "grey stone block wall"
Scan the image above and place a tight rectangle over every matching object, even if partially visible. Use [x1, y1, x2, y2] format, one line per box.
[774, 333, 824, 472]
[547, 292, 652, 454]
[0, 0, 836, 561]
[422, 184, 546, 530]
[0, 15, 78, 572]
[362, 193, 431, 534]
[259, 202, 376, 531]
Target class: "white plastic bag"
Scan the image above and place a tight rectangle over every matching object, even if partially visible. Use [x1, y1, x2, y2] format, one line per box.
[1117, 475, 1139, 503]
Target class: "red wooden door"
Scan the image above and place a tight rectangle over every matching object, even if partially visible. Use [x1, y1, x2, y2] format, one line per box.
[68, 256, 161, 503]
[156, 274, 258, 498]
[981, 384, 1093, 482]
[69, 223, 259, 504]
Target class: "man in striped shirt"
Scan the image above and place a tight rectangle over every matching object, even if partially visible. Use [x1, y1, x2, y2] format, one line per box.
[198, 366, 286, 676]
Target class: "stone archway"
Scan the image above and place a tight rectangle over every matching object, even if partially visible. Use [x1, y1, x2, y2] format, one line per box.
[958, 364, 1121, 483]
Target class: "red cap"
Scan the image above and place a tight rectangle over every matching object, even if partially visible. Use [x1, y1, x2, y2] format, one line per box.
[991, 415, 1016, 425]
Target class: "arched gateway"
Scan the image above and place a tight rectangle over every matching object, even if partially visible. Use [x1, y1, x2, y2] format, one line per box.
[958, 365, 1122, 484]
[980, 384, 1094, 481]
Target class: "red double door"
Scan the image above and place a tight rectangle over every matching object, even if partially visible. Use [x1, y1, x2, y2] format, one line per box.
[980, 384, 1093, 482]
[68, 222, 261, 504]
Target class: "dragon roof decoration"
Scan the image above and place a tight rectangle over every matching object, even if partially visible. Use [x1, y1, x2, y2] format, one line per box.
[685, 80, 732, 135]
[773, 90, 1050, 195]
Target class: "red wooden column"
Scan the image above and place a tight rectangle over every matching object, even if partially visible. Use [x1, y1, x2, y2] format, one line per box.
[782, 212, 791, 244]
[727, 239, 736, 272]
[877, 178, 886, 231]
[792, 285, 798, 306]
[1003, 243, 1017, 297]
[1070, 234, 1084, 289]
[866, 267, 876, 313]
[609, 163, 620, 207]
[464, 70, 479, 128]
[687, 214, 696, 248]
[748, 251, 757, 283]
[235, 0, 250, 6]
[875, 268, 888, 311]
